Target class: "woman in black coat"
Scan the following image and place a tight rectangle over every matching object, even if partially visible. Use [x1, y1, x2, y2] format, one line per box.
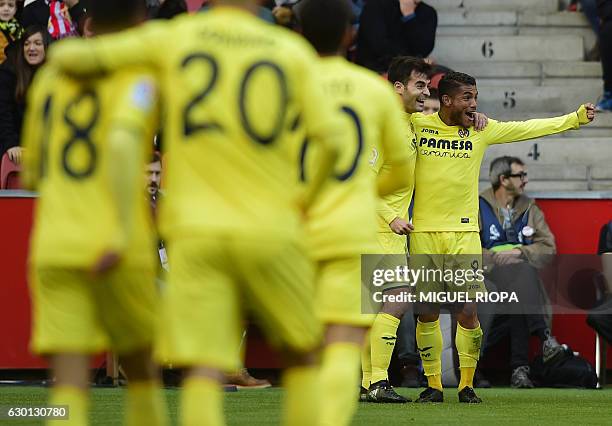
[0, 25, 50, 164]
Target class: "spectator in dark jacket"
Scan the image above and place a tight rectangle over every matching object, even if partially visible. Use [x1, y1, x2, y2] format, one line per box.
[21, 0, 87, 38]
[0, 25, 49, 163]
[356, 0, 437, 73]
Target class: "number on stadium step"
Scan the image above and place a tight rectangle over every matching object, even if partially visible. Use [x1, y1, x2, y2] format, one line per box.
[481, 41, 494, 58]
[503, 91, 516, 109]
[527, 143, 540, 161]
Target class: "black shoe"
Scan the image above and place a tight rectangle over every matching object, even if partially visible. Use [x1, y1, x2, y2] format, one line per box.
[542, 336, 564, 364]
[359, 386, 368, 402]
[366, 380, 410, 403]
[414, 387, 443, 403]
[511, 366, 534, 389]
[458, 386, 482, 403]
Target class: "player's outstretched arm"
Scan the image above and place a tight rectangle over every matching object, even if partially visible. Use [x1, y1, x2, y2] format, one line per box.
[48, 21, 168, 75]
[486, 103, 595, 145]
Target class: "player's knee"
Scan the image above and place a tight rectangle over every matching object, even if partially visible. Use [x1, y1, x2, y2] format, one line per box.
[380, 288, 411, 318]
[456, 303, 479, 329]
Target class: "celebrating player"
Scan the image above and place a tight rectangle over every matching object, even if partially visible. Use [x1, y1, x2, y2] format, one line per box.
[48, 0, 347, 424]
[22, 1, 167, 424]
[295, 0, 414, 423]
[410, 71, 595, 403]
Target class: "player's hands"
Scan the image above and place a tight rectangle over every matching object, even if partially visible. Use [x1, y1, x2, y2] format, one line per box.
[492, 249, 523, 266]
[7, 146, 23, 164]
[389, 217, 414, 235]
[577, 103, 596, 124]
[473, 112, 488, 131]
[91, 251, 121, 276]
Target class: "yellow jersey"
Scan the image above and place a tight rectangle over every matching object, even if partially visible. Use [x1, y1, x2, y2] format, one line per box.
[302, 57, 412, 259]
[22, 66, 158, 268]
[410, 111, 585, 232]
[370, 113, 417, 233]
[49, 7, 343, 241]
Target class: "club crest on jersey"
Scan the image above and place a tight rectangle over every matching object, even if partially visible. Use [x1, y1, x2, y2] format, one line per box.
[458, 128, 470, 138]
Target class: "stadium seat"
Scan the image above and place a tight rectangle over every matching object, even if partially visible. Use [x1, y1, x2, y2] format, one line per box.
[0, 152, 21, 190]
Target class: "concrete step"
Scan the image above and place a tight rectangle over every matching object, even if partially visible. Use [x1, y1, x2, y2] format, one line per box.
[479, 164, 589, 180]
[438, 11, 518, 26]
[444, 61, 602, 79]
[478, 180, 590, 192]
[428, 0, 558, 13]
[592, 165, 612, 180]
[519, 27, 596, 52]
[518, 11, 590, 27]
[591, 181, 612, 190]
[480, 138, 612, 165]
[437, 26, 517, 36]
[476, 85, 601, 114]
[433, 36, 583, 62]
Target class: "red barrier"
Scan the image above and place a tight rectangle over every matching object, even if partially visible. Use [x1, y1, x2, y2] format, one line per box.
[0, 195, 611, 369]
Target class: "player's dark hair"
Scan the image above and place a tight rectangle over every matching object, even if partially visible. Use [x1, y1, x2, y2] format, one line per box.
[153, 0, 188, 20]
[438, 71, 477, 101]
[151, 150, 162, 165]
[295, 0, 353, 55]
[428, 87, 439, 99]
[490, 156, 525, 190]
[90, 0, 147, 32]
[387, 56, 433, 86]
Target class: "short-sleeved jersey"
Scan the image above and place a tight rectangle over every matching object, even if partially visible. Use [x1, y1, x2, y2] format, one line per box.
[410, 111, 582, 232]
[22, 66, 158, 269]
[370, 113, 416, 233]
[50, 8, 343, 241]
[302, 57, 412, 259]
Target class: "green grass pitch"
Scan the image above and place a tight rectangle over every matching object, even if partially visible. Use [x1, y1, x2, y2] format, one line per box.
[2, 386, 612, 425]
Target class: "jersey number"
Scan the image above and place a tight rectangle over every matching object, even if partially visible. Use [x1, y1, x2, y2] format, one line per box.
[39, 90, 99, 179]
[300, 105, 363, 182]
[181, 54, 288, 145]
[62, 90, 99, 179]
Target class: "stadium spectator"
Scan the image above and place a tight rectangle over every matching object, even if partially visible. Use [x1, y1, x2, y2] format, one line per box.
[596, 0, 612, 110]
[0, 25, 49, 163]
[587, 221, 612, 345]
[0, 0, 24, 63]
[145, 150, 162, 217]
[478, 156, 564, 388]
[356, 0, 437, 73]
[22, 0, 87, 38]
[423, 87, 439, 115]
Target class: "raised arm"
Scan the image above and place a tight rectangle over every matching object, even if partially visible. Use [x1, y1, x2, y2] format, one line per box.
[48, 21, 169, 75]
[486, 104, 595, 145]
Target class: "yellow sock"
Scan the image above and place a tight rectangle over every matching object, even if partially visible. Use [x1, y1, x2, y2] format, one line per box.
[181, 377, 223, 426]
[282, 365, 319, 426]
[416, 319, 443, 391]
[319, 342, 361, 426]
[125, 381, 168, 426]
[361, 331, 372, 389]
[456, 323, 483, 390]
[370, 313, 400, 384]
[48, 385, 88, 426]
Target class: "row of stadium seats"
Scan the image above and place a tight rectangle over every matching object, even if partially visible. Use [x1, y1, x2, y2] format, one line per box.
[0, 152, 20, 189]
[433, 0, 612, 192]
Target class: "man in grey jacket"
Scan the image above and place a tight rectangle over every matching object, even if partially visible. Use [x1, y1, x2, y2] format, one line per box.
[478, 156, 563, 388]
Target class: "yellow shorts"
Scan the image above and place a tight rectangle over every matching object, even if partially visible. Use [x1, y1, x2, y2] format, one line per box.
[30, 265, 158, 355]
[376, 232, 407, 254]
[410, 232, 486, 297]
[157, 235, 322, 372]
[315, 257, 374, 327]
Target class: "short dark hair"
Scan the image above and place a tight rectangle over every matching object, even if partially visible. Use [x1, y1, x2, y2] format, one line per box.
[154, 0, 188, 20]
[428, 87, 439, 100]
[296, 0, 353, 55]
[150, 150, 162, 165]
[489, 156, 525, 190]
[387, 56, 433, 86]
[90, 0, 147, 32]
[438, 71, 477, 101]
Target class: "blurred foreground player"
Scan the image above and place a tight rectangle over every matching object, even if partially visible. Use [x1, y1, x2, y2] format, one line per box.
[410, 72, 595, 403]
[295, 0, 414, 423]
[22, 1, 167, 424]
[49, 1, 345, 424]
